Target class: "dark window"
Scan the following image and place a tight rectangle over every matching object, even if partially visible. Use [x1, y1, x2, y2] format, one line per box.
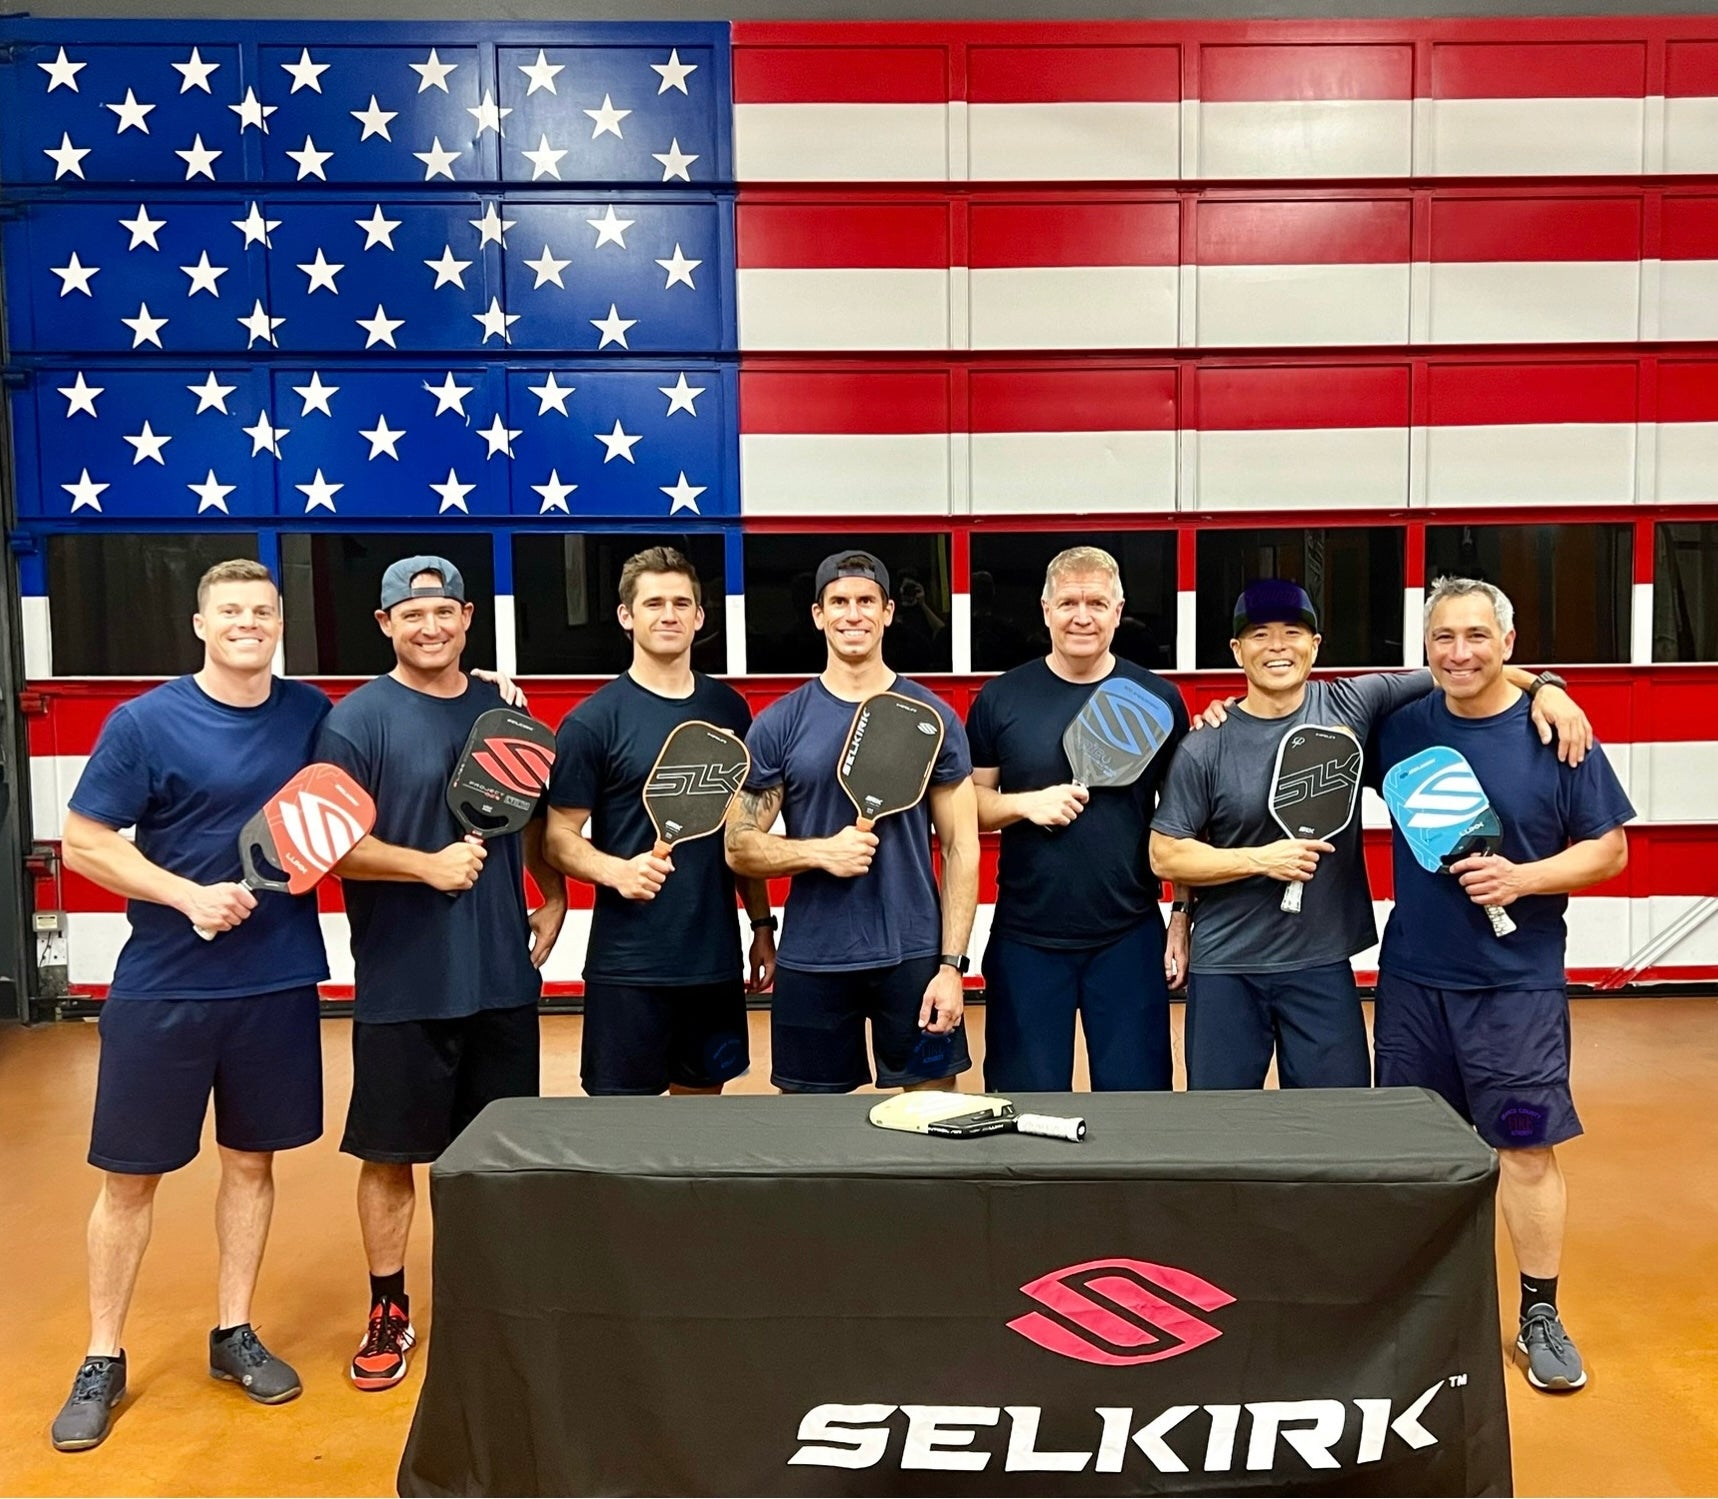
[512, 532, 726, 675]
[1196, 527, 1404, 668]
[1424, 524, 1630, 663]
[744, 533, 952, 674]
[1655, 523, 1718, 663]
[969, 531, 1176, 672]
[280, 533, 495, 676]
[47, 533, 260, 677]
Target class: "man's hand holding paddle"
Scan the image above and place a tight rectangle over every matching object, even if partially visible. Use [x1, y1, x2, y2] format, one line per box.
[423, 837, 486, 893]
[182, 880, 258, 935]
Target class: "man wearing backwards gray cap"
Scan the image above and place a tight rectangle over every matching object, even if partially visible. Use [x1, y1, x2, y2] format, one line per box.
[315, 556, 566, 1393]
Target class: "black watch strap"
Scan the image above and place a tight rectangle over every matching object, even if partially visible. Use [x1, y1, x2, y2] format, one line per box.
[1529, 671, 1567, 698]
[938, 953, 970, 975]
[750, 915, 778, 932]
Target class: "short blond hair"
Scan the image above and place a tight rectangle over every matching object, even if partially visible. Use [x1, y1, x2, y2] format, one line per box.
[197, 558, 275, 611]
[1042, 545, 1123, 603]
[618, 546, 701, 611]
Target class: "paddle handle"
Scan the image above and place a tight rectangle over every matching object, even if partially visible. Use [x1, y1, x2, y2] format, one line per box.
[1014, 1112, 1087, 1143]
[1484, 903, 1517, 938]
[855, 817, 875, 833]
[192, 878, 256, 940]
[652, 838, 671, 859]
[1280, 881, 1305, 915]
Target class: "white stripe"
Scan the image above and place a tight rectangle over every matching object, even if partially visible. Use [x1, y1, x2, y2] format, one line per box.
[950, 591, 971, 674]
[738, 267, 948, 351]
[1193, 427, 1410, 510]
[969, 430, 1176, 513]
[493, 593, 517, 680]
[1656, 420, 1718, 504]
[32, 753, 88, 842]
[1643, 742, 1718, 824]
[1427, 261, 1641, 343]
[740, 432, 949, 515]
[1658, 259, 1718, 339]
[1664, 97, 1718, 172]
[946, 99, 969, 179]
[733, 102, 949, 181]
[1632, 580, 1654, 666]
[1426, 97, 1646, 175]
[1195, 263, 1411, 347]
[969, 266, 1178, 349]
[1424, 421, 1637, 506]
[1402, 586, 1425, 669]
[726, 594, 747, 675]
[1176, 590, 1196, 673]
[21, 596, 51, 679]
[1195, 99, 1411, 179]
[967, 102, 1179, 180]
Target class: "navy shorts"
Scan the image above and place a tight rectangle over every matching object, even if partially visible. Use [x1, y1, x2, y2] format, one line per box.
[89, 987, 323, 1175]
[1185, 961, 1371, 1091]
[1374, 972, 1582, 1150]
[981, 922, 1172, 1092]
[770, 957, 972, 1093]
[581, 977, 750, 1095]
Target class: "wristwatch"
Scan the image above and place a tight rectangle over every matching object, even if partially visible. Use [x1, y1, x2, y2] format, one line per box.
[750, 915, 778, 933]
[1527, 671, 1568, 698]
[1170, 899, 1192, 918]
[938, 953, 970, 974]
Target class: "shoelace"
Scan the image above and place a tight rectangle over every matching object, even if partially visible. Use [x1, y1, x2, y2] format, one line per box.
[70, 1359, 116, 1403]
[360, 1303, 407, 1356]
[223, 1327, 272, 1370]
[1522, 1311, 1570, 1357]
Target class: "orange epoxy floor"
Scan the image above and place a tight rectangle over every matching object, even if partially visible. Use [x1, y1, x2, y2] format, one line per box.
[2, 998, 1716, 1497]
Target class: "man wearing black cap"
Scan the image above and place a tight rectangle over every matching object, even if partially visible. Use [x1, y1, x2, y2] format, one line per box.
[315, 555, 566, 1391]
[725, 550, 979, 1094]
[1150, 579, 1589, 1092]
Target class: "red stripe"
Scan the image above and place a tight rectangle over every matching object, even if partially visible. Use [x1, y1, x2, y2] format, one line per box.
[741, 369, 951, 435]
[969, 368, 1176, 434]
[1428, 197, 1643, 263]
[967, 44, 1180, 104]
[1661, 197, 1718, 261]
[1199, 43, 1413, 103]
[736, 202, 948, 271]
[969, 201, 1179, 270]
[732, 45, 950, 104]
[1425, 362, 1640, 427]
[1666, 40, 1718, 97]
[1194, 365, 1410, 432]
[1196, 198, 1412, 267]
[1659, 361, 1718, 423]
[1430, 41, 1647, 99]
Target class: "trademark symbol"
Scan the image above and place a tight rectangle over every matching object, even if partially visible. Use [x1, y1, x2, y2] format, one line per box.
[1448, 1374, 1468, 1388]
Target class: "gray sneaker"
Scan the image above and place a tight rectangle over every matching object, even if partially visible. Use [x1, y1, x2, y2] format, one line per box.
[51, 1353, 127, 1451]
[209, 1325, 302, 1404]
[1516, 1303, 1588, 1391]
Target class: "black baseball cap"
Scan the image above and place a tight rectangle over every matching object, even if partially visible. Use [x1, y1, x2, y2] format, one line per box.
[1232, 579, 1319, 636]
[813, 550, 891, 603]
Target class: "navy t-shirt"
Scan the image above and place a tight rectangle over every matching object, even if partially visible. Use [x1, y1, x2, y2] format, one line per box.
[550, 672, 752, 986]
[1378, 693, 1635, 991]
[68, 675, 332, 1001]
[315, 674, 540, 1024]
[745, 677, 972, 973]
[967, 657, 1188, 950]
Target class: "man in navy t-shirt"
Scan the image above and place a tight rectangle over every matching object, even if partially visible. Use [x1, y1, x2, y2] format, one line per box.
[546, 546, 776, 1095]
[316, 556, 566, 1393]
[1377, 576, 1633, 1396]
[968, 545, 1189, 1092]
[726, 550, 978, 1093]
[51, 560, 329, 1451]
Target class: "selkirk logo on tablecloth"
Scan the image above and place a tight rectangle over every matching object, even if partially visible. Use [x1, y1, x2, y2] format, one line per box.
[1006, 1258, 1237, 1366]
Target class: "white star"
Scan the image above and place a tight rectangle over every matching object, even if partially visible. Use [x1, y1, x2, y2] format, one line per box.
[661, 471, 706, 515]
[594, 418, 642, 463]
[523, 244, 570, 289]
[590, 304, 636, 349]
[121, 204, 166, 250]
[587, 204, 635, 249]
[651, 49, 698, 95]
[172, 47, 220, 93]
[584, 94, 631, 139]
[430, 468, 475, 513]
[520, 134, 566, 180]
[189, 469, 235, 514]
[297, 469, 343, 512]
[187, 371, 236, 414]
[424, 372, 473, 417]
[356, 304, 404, 348]
[237, 299, 284, 347]
[59, 373, 104, 418]
[281, 48, 328, 94]
[285, 134, 333, 181]
[424, 244, 472, 290]
[350, 95, 397, 142]
[656, 243, 701, 290]
[652, 138, 698, 182]
[410, 49, 457, 93]
[528, 373, 575, 416]
[519, 49, 563, 95]
[473, 296, 520, 344]
[175, 134, 221, 180]
[292, 371, 340, 417]
[63, 469, 107, 513]
[104, 89, 155, 134]
[297, 248, 343, 293]
[180, 250, 229, 297]
[532, 470, 576, 513]
[469, 203, 514, 248]
[414, 137, 461, 181]
[44, 133, 90, 180]
[659, 372, 705, 416]
[229, 87, 276, 134]
[123, 420, 172, 466]
[242, 410, 288, 458]
[468, 90, 510, 136]
[478, 414, 522, 459]
[122, 303, 168, 348]
[51, 252, 100, 297]
[233, 201, 280, 248]
[39, 47, 85, 93]
[358, 415, 406, 459]
[356, 204, 401, 251]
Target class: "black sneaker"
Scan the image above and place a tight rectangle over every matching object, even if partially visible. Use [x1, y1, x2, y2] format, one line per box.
[51, 1353, 126, 1451]
[209, 1325, 303, 1404]
[1515, 1303, 1588, 1392]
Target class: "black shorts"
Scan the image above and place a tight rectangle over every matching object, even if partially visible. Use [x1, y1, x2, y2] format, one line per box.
[341, 1003, 540, 1164]
[581, 977, 750, 1095]
[770, 957, 972, 1094]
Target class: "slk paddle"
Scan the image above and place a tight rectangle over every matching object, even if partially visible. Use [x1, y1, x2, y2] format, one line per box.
[642, 720, 750, 859]
[1268, 725, 1362, 914]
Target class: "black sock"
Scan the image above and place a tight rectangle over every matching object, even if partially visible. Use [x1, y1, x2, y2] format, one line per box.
[1520, 1274, 1558, 1319]
[370, 1270, 407, 1313]
[212, 1323, 250, 1343]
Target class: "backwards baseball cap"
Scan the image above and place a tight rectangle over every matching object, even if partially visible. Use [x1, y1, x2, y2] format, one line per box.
[813, 549, 891, 603]
[380, 555, 466, 611]
[1232, 578, 1319, 636]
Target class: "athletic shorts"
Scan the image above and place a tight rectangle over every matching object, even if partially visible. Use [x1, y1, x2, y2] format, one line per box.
[341, 1002, 540, 1164]
[1184, 961, 1370, 1091]
[1373, 973, 1582, 1150]
[580, 977, 749, 1095]
[89, 987, 323, 1175]
[770, 956, 972, 1094]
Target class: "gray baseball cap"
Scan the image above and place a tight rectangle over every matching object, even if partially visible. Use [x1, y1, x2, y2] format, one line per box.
[380, 555, 465, 611]
[813, 549, 891, 603]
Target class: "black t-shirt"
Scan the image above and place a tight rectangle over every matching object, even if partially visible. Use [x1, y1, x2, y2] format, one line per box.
[315, 674, 540, 1024]
[550, 672, 752, 986]
[967, 657, 1189, 950]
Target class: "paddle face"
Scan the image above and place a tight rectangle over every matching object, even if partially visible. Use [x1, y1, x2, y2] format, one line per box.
[643, 720, 750, 850]
[448, 708, 557, 838]
[1270, 726, 1362, 842]
[870, 1092, 1015, 1137]
[1382, 745, 1499, 873]
[1061, 678, 1176, 789]
[240, 762, 376, 895]
[836, 691, 944, 827]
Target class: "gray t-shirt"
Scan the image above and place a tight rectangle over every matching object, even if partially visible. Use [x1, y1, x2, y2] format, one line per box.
[1151, 672, 1433, 975]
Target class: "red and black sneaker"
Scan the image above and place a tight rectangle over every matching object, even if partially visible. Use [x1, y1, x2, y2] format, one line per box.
[350, 1298, 416, 1391]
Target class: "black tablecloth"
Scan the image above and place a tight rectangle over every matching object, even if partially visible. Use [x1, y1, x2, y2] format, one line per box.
[399, 1088, 1511, 1497]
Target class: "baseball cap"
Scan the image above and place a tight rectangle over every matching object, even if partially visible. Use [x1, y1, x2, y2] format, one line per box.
[380, 555, 465, 611]
[1232, 579, 1319, 636]
[813, 549, 891, 603]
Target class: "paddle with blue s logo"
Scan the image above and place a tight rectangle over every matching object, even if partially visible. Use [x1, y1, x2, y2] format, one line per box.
[1061, 677, 1176, 793]
[1383, 746, 1518, 938]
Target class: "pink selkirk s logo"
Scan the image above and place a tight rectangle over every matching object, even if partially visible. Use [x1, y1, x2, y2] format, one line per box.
[472, 737, 555, 796]
[1007, 1258, 1237, 1366]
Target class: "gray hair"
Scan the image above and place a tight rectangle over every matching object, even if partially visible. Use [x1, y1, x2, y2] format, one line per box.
[1423, 575, 1515, 635]
[1042, 545, 1123, 604]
